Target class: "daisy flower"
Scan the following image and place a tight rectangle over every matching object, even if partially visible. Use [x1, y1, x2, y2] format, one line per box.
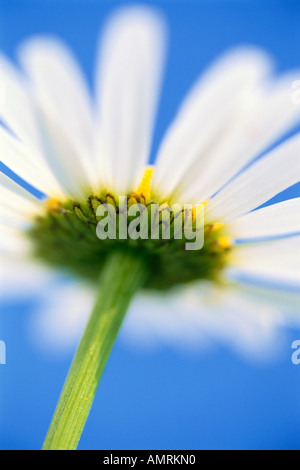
[1, 6, 300, 449]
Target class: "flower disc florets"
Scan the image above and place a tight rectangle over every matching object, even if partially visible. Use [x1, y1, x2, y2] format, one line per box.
[27, 187, 231, 290]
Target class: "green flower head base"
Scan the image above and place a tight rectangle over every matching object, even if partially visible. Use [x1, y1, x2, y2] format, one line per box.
[27, 167, 232, 290]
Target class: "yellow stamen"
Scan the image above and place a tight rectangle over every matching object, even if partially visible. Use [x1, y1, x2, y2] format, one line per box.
[136, 166, 154, 202]
[128, 196, 138, 207]
[45, 198, 61, 212]
[217, 236, 232, 249]
[192, 200, 209, 221]
[211, 222, 224, 232]
[192, 205, 200, 221]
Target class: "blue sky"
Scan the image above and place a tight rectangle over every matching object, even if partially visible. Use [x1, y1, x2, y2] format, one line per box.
[0, 0, 300, 450]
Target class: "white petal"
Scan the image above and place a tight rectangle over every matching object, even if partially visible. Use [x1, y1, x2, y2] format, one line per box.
[177, 73, 300, 204]
[0, 56, 65, 197]
[226, 198, 300, 239]
[0, 126, 63, 196]
[0, 205, 30, 229]
[27, 277, 292, 359]
[0, 54, 42, 151]
[205, 133, 300, 223]
[96, 6, 166, 195]
[5, 266, 299, 359]
[229, 236, 300, 288]
[152, 47, 273, 201]
[225, 273, 300, 319]
[0, 224, 30, 255]
[19, 37, 99, 191]
[121, 282, 289, 360]
[0, 171, 41, 217]
[31, 103, 94, 201]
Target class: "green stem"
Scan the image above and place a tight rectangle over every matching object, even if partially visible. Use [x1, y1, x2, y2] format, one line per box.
[42, 250, 146, 450]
